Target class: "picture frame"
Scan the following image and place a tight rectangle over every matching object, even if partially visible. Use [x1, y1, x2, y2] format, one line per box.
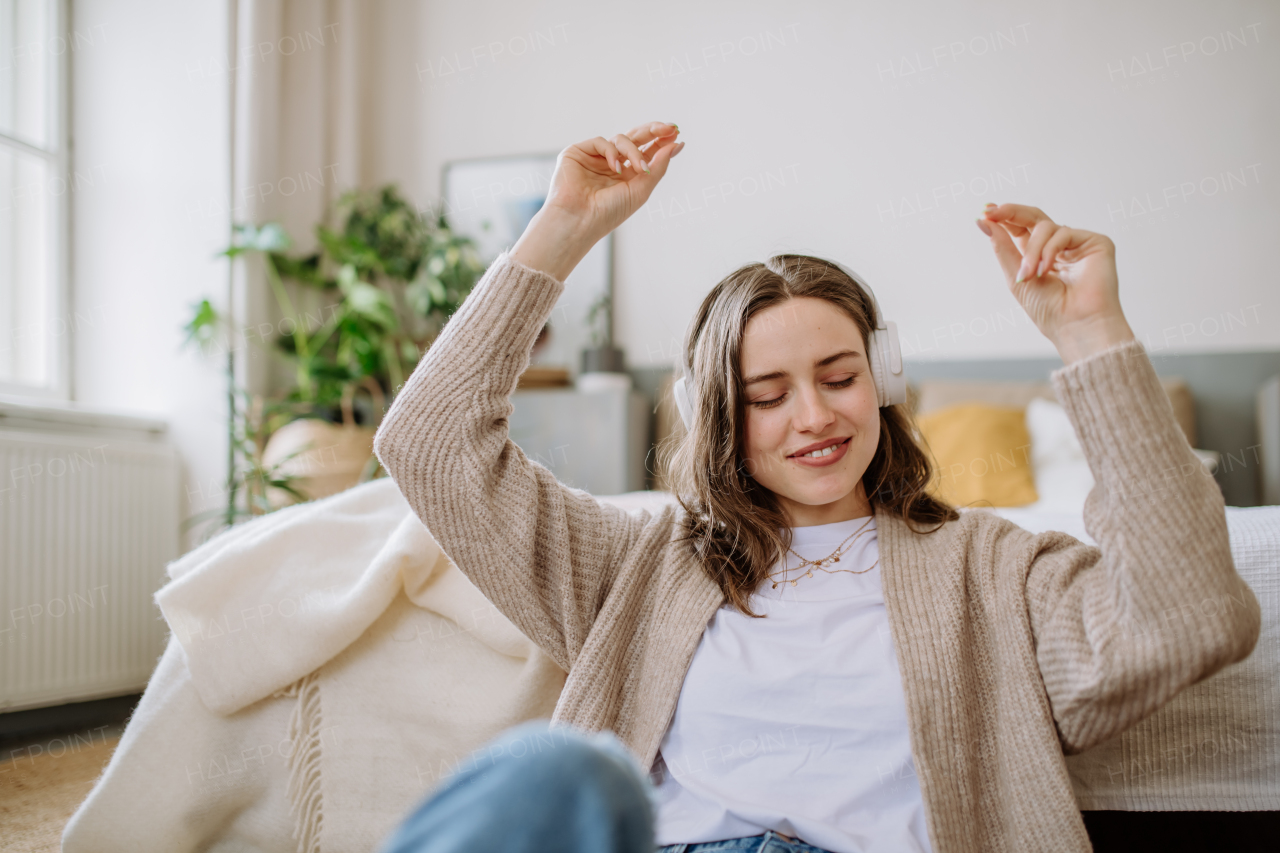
[441, 153, 613, 376]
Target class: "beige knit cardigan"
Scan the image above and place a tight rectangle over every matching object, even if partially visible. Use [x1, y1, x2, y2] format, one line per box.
[373, 251, 1262, 853]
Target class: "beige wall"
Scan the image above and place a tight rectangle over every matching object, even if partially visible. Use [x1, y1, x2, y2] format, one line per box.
[63, 0, 1280, 550]
[380, 0, 1278, 364]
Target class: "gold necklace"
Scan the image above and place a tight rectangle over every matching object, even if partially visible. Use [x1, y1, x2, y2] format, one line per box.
[769, 516, 877, 589]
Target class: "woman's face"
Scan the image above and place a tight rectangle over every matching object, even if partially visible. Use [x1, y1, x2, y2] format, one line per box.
[738, 296, 881, 526]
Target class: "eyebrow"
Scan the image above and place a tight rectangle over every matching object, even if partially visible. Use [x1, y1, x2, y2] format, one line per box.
[742, 349, 864, 386]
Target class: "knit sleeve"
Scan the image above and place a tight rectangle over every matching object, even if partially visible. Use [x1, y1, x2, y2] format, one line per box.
[372, 251, 649, 674]
[1017, 340, 1261, 754]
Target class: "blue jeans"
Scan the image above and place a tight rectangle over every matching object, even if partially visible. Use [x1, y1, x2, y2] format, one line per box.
[378, 719, 834, 853]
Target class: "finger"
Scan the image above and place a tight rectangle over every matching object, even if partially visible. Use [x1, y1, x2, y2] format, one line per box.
[978, 216, 1024, 284]
[629, 136, 682, 185]
[983, 202, 1030, 240]
[984, 203, 1054, 232]
[642, 138, 685, 180]
[624, 120, 679, 148]
[1017, 220, 1058, 282]
[1037, 226, 1078, 278]
[613, 133, 652, 175]
[639, 129, 679, 158]
[581, 136, 626, 175]
[995, 218, 1030, 240]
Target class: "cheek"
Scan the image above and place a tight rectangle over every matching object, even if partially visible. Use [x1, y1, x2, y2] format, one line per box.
[838, 387, 880, 431]
[742, 410, 782, 461]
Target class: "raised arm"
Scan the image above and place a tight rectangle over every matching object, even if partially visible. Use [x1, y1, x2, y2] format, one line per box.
[976, 204, 1262, 752]
[373, 121, 686, 673]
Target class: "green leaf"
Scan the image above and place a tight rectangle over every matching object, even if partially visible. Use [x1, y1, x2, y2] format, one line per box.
[404, 279, 431, 316]
[271, 251, 325, 286]
[182, 299, 221, 349]
[345, 280, 398, 329]
[225, 222, 293, 255]
[336, 263, 360, 293]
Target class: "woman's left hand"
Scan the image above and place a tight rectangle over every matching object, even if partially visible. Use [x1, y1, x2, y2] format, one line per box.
[978, 203, 1136, 363]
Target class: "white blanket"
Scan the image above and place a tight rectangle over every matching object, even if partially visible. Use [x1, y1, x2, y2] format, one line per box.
[63, 477, 569, 853]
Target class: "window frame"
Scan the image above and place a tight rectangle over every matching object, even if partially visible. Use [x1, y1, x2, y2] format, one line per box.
[0, 0, 71, 401]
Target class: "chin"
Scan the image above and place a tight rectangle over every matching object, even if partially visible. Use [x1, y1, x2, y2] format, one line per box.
[789, 482, 858, 507]
[766, 445, 874, 510]
[780, 470, 863, 507]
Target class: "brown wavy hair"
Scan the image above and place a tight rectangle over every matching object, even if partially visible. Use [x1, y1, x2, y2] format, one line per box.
[658, 254, 959, 618]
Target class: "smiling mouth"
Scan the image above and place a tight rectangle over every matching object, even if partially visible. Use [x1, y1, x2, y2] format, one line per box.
[790, 438, 850, 459]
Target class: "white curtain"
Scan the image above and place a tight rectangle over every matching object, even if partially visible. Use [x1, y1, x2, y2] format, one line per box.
[229, 0, 372, 396]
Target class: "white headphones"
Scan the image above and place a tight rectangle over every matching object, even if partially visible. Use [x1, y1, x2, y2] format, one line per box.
[672, 260, 905, 431]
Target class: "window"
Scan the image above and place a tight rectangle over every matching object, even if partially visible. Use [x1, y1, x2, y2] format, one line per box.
[0, 0, 67, 398]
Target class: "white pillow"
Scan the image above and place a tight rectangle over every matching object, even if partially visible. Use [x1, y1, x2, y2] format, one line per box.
[1024, 397, 1220, 515]
[1024, 397, 1095, 513]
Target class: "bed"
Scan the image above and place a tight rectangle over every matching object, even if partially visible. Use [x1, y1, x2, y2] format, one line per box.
[904, 373, 1280, 847]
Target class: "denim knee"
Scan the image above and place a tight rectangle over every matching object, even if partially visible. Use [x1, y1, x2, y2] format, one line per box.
[488, 719, 651, 802]
[379, 718, 655, 853]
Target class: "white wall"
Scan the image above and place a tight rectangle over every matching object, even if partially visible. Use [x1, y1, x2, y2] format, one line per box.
[72, 0, 230, 550]
[394, 0, 1278, 366]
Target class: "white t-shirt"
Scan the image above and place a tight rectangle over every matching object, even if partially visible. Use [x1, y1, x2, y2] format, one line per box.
[650, 516, 933, 853]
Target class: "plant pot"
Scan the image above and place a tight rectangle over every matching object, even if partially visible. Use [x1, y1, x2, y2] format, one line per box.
[261, 379, 385, 508]
[581, 345, 626, 374]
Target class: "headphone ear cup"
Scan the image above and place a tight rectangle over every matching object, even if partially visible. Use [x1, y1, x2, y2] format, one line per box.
[672, 376, 694, 431]
[874, 322, 907, 407]
[867, 330, 888, 408]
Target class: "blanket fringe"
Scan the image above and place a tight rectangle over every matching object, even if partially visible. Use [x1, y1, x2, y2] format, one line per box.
[280, 672, 323, 853]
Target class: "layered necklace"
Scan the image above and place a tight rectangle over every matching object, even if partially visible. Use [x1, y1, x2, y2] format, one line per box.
[767, 516, 878, 589]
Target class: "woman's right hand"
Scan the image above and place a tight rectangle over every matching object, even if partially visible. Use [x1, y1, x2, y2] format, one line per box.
[512, 121, 685, 281]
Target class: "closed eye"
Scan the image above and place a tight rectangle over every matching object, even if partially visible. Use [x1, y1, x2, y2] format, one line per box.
[748, 373, 859, 409]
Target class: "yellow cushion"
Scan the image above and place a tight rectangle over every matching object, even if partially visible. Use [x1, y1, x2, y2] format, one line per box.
[914, 403, 1038, 508]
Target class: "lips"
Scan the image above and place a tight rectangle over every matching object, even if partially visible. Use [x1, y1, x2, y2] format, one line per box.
[788, 437, 851, 468]
[788, 437, 850, 458]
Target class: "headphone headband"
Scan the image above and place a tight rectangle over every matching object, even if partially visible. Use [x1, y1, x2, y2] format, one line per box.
[672, 259, 905, 431]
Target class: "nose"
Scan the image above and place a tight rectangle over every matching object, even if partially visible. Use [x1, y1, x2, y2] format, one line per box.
[792, 381, 836, 433]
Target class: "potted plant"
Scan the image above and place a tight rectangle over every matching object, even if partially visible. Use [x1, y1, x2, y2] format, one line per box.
[182, 185, 486, 539]
[579, 291, 627, 374]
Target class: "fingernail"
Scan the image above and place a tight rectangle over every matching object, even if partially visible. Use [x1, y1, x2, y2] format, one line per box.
[1036, 259, 1048, 277]
[975, 218, 992, 237]
[642, 160, 650, 173]
[984, 202, 997, 209]
[1015, 263, 1027, 283]
[615, 162, 622, 174]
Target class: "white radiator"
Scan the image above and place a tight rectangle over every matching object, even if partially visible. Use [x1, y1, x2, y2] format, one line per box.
[0, 401, 179, 712]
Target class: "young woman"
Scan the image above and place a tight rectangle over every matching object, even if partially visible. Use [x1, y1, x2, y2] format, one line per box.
[372, 120, 1261, 853]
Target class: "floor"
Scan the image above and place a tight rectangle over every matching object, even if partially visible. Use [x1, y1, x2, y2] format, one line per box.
[0, 695, 137, 852]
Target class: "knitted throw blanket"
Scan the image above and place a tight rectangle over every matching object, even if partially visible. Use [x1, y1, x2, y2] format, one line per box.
[63, 477, 569, 852]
